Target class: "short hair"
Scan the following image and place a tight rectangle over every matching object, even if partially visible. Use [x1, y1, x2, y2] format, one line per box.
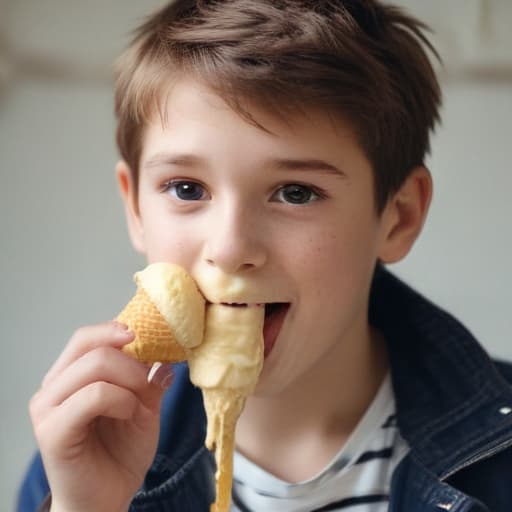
[114, 0, 442, 213]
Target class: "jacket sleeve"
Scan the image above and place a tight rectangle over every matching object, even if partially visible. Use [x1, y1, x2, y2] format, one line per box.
[16, 452, 50, 512]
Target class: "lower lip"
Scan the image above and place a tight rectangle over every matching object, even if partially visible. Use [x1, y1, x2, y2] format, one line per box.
[263, 304, 289, 358]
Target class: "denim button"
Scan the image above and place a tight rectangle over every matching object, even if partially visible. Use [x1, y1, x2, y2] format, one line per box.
[499, 406, 512, 415]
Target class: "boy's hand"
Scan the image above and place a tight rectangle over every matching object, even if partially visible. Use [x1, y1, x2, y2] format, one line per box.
[29, 321, 172, 512]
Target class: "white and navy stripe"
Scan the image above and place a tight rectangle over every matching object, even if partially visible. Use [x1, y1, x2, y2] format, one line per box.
[231, 374, 408, 511]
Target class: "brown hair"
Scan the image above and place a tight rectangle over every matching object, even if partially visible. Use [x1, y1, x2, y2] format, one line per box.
[114, 0, 442, 213]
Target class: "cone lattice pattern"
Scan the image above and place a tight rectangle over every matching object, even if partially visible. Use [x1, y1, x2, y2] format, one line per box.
[118, 287, 187, 363]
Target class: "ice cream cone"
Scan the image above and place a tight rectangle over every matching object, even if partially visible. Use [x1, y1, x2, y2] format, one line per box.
[117, 263, 206, 363]
[118, 286, 187, 363]
[117, 263, 265, 512]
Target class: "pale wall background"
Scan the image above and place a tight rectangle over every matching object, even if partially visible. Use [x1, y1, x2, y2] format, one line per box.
[1, 0, 511, 509]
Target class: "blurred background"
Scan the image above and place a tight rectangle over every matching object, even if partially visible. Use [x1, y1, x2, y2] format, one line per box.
[1, 0, 511, 508]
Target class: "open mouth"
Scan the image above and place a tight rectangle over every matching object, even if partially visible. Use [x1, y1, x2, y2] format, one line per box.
[217, 301, 289, 358]
[263, 303, 290, 358]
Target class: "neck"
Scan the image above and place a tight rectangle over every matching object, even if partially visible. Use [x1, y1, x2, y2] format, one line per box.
[235, 324, 389, 482]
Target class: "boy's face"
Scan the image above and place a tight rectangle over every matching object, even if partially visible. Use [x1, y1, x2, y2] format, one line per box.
[119, 78, 409, 396]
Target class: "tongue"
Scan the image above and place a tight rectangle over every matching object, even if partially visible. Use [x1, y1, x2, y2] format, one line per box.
[263, 304, 288, 358]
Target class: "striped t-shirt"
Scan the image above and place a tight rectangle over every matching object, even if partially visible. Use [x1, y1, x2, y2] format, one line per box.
[231, 374, 409, 511]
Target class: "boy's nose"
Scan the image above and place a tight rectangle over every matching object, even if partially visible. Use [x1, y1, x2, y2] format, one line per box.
[202, 207, 267, 274]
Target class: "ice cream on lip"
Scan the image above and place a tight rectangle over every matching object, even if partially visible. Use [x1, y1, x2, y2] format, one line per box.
[192, 262, 272, 305]
[192, 263, 290, 360]
[197, 299, 289, 360]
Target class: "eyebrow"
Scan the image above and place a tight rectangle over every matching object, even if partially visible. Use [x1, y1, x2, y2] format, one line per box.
[143, 152, 346, 177]
[144, 153, 203, 169]
[271, 158, 345, 177]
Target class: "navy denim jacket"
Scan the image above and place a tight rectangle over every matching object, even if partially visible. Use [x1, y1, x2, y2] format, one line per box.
[18, 268, 512, 511]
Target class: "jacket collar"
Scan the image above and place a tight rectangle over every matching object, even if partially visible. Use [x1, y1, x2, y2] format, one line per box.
[369, 266, 512, 479]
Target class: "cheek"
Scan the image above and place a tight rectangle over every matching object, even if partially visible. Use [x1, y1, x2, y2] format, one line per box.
[141, 214, 198, 266]
[288, 227, 354, 271]
[291, 222, 379, 300]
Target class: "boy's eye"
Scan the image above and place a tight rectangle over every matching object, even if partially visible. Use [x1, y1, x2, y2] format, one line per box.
[163, 180, 208, 201]
[271, 184, 321, 205]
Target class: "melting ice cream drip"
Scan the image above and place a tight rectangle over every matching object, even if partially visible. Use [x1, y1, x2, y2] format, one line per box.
[188, 304, 264, 512]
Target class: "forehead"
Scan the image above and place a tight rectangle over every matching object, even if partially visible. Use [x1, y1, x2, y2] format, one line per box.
[140, 77, 368, 172]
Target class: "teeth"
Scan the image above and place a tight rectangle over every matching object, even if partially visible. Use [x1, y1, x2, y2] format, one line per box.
[220, 302, 263, 308]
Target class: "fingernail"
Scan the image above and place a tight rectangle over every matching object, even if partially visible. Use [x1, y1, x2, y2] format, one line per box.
[113, 321, 134, 338]
[147, 362, 174, 389]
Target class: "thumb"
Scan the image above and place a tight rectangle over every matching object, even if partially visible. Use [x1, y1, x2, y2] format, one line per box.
[148, 362, 174, 390]
[140, 362, 174, 414]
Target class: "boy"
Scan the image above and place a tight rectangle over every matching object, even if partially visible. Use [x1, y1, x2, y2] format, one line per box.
[18, 1, 512, 511]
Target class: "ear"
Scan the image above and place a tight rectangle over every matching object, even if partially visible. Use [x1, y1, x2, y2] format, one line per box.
[116, 160, 146, 254]
[377, 166, 433, 264]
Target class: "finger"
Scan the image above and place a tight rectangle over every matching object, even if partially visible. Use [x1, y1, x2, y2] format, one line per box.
[147, 362, 175, 388]
[35, 381, 142, 455]
[32, 346, 149, 422]
[141, 362, 175, 413]
[43, 321, 134, 387]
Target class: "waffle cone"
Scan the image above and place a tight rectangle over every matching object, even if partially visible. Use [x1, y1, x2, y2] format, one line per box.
[118, 286, 187, 364]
